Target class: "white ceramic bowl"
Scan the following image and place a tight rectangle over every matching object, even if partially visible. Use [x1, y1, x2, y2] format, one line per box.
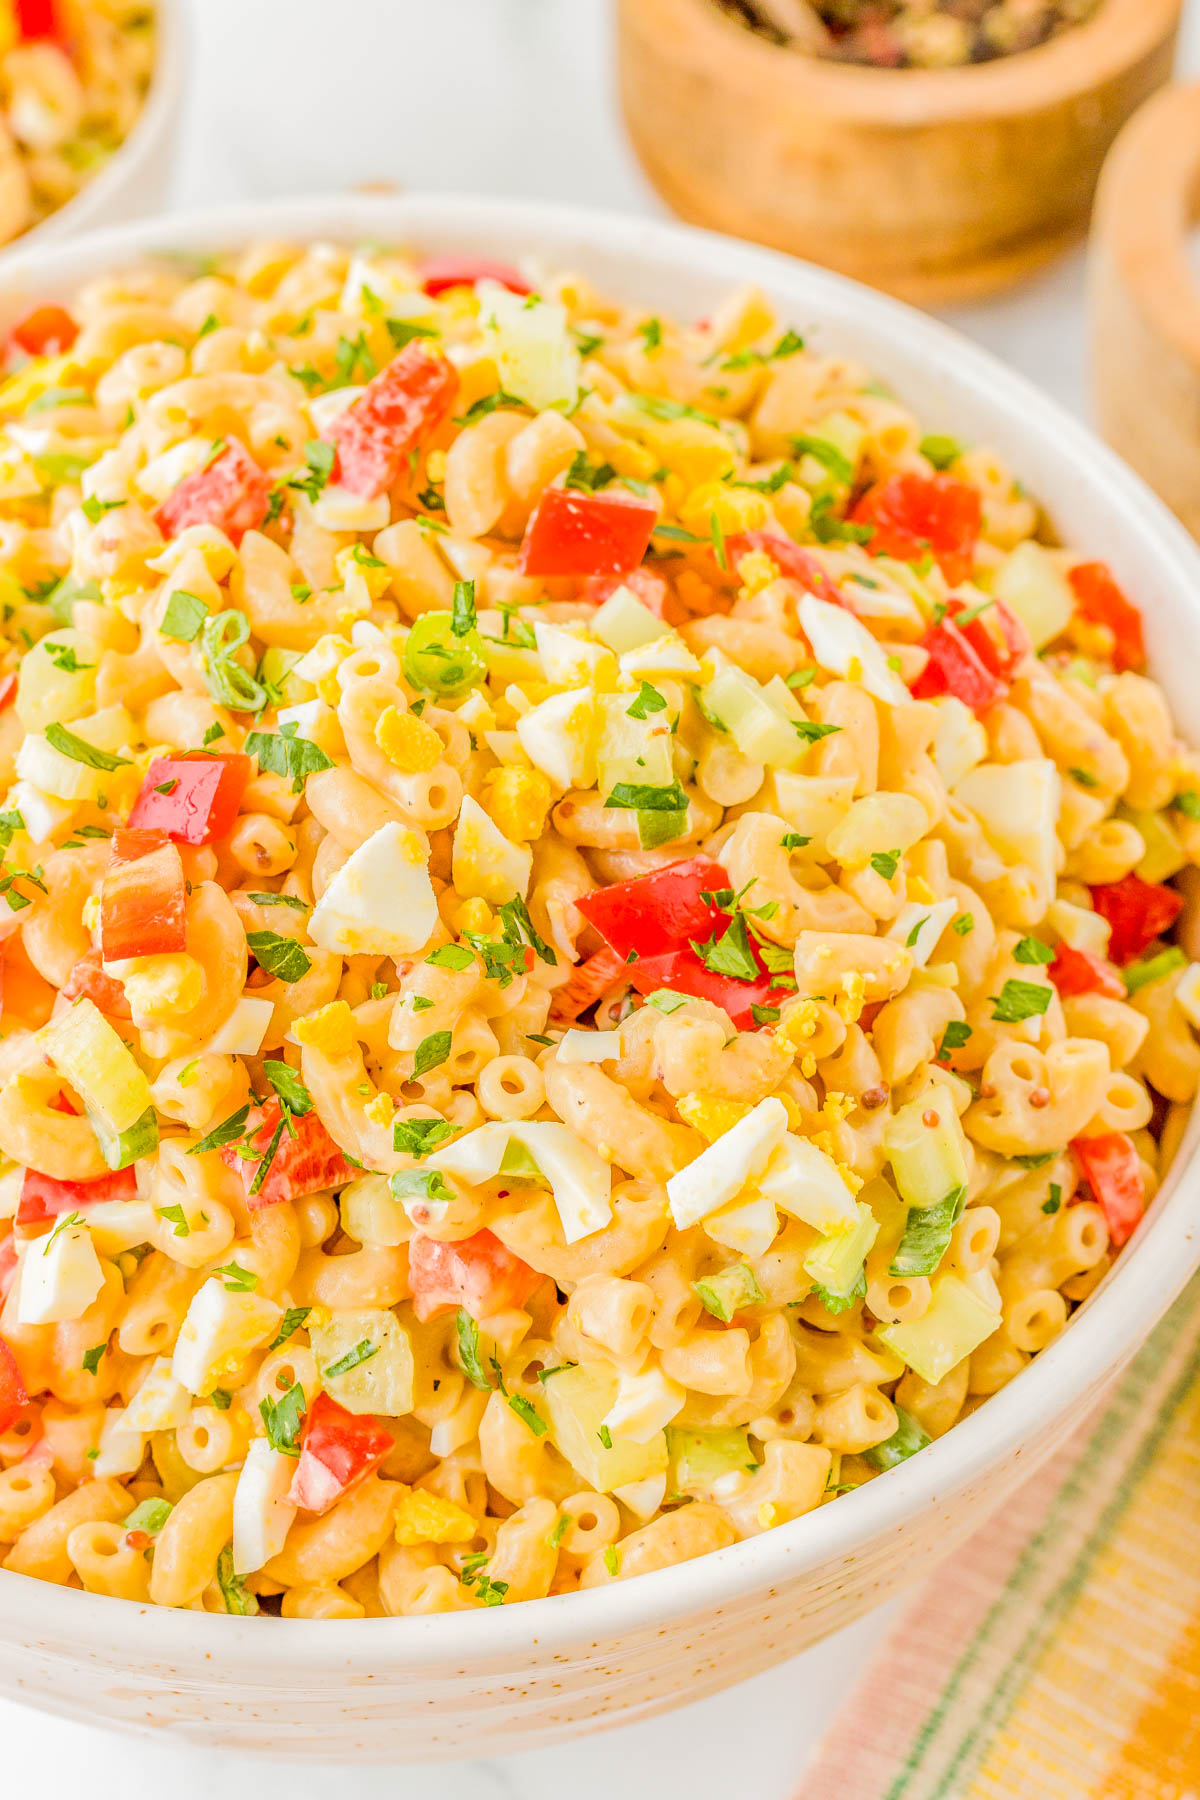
[0, 0, 183, 262]
[1, 194, 1198, 1763]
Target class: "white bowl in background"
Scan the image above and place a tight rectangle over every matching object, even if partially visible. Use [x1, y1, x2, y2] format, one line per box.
[0, 194, 1197, 1762]
[0, 0, 183, 261]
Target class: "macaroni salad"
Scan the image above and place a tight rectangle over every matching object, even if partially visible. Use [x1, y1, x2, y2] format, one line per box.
[0, 240, 1195, 1620]
[0, 0, 153, 247]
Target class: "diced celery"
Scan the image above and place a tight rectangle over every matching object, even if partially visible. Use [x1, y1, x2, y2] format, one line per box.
[810, 409, 866, 475]
[802, 1201, 878, 1299]
[992, 541, 1074, 650]
[889, 1183, 966, 1278]
[596, 694, 673, 793]
[666, 1425, 753, 1496]
[499, 1138, 547, 1182]
[308, 1307, 415, 1415]
[592, 586, 666, 654]
[702, 660, 800, 769]
[693, 1263, 764, 1323]
[477, 283, 580, 411]
[541, 1362, 668, 1491]
[257, 646, 308, 707]
[637, 806, 688, 850]
[864, 1407, 931, 1471]
[1119, 804, 1186, 884]
[44, 998, 152, 1133]
[885, 1097, 968, 1210]
[15, 629, 99, 732]
[478, 638, 543, 687]
[877, 1275, 1000, 1386]
[90, 1104, 158, 1172]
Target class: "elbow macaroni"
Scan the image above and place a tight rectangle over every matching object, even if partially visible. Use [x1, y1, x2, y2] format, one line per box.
[0, 240, 1194, 1619]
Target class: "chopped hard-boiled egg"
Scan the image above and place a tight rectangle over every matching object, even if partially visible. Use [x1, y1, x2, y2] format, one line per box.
[18, 1219, 105, 1325]
[171, 1277, 282, 1396]
[310, 486, 391, 535]
[758, 1134, 860, 1235]
[393, 1489, 477, 1547]
[556, 1028, 622, 1064]
[203, 995, 275, 1057]
[125, 1356, 191, 1431]
[309, 821, 437, 958]
[232, 1439, 298, 1575]
[92, 1409, 148, 1479]
[7, 777, 75, 843]
[429, 1119, 612, 1244]
[702, 1186, 779, 1259]
[602, 1367, 687, 1445]
[666, 1097, 789, 1230]
[888, 898, 960, 968]
[534, 621, 617, 689]
[797, 592, 908, 705]
[452, 793, 532, 904]
[515, 688, 596, 792]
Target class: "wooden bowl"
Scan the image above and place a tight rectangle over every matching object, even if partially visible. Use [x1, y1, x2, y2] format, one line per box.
[617, 0, 1182, 305]
[1090, 83, 1200, 538]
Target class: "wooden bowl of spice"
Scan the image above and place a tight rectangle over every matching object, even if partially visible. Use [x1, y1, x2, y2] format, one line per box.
[1090, 83, 1200, 539]
[617, 0, 1182, 304]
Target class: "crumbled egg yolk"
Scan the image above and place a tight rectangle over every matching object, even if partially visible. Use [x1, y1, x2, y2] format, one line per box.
[774, 999, 819, 1054]
[735, 549, 779, 597]
[394, 1489, 477, 1546]
[676, 1093, 749, 1141]
[835, 971, 867, 1024]
[365, 1092, 394, 1130]
[375, 704, 442, 773]
[122, 954, 204, 1020]
[678, 481, 767, 540]
[483, 764, 553, 842]
[907, 876, 937, 905]
[452, 896, 493, 936]
[425, 450, 447, 484]
[293, 999, 357, 1057]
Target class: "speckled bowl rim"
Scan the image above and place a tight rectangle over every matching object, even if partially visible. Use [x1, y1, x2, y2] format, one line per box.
[1, 191, 1197, 1672]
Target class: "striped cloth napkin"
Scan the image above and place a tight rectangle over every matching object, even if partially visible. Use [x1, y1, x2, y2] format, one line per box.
[798, 1273, 1200, 1800]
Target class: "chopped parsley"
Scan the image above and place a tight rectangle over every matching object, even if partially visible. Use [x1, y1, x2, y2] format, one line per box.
[44, 722, 129, 771]
[990, 979, 1052, 1024]
[245, 722, 334, 793]
[259, 1382, 306, 1457]
[413, 1030, 452, 1077]
[247, 931, 312, 983]
[323, 1339, 378, 1379]
[1013, 936, 1055, 966]
[870, 848, 902, 881]
[270, 1305, 312, 1350]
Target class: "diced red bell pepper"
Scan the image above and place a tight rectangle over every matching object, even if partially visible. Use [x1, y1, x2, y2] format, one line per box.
[549, 945, 628, 1026]
[0, 674, 16, 712]
[287, 1392, 394, 1516]
[519, 485, 658, 580]
[1068, 562, 1145, 673]
[14, 0, 66, 40]
[16, 1164, 137, 1229]
[1088, 873, 1183, 967]
[851, 473, 982, 587]
[408, 1228, 542, 1324]
[99, 828, 186, 964]
[724, 529, 846, 607]
[418, 256, 531, 298]
[1072, 1130, 1145, 1248]
[61, 948, 131, 1018]
[583, 567, 670, 618]
[576, 855, 779, 1030]
[1049, 942, 1126, 1001]
[326, 341, 458, 500]
[627, 947, 777, 1031]
[946, 596, 1031, 682]
[576, 856, 731, 961]
[910, 615, 1007, 712]
[221, 1098, 351, 1212]
[7, 302, 77, 361]
[0, 1235, 16, 1303]
[0, 1333, 26, 1434]
[156, 438, 271, 545]
[127, 752, 251, 845]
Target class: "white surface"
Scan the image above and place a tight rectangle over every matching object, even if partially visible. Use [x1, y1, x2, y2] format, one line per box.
[3, 0, 1196, 1792]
